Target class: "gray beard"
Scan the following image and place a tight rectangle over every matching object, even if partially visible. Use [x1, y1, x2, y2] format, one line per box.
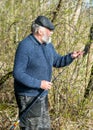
[42, 36, 51, 44]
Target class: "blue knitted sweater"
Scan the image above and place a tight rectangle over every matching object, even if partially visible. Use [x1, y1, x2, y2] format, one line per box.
[13, 34, 74, 96]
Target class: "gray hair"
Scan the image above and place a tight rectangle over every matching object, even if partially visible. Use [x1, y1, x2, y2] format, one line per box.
[31, 22, 40, 34]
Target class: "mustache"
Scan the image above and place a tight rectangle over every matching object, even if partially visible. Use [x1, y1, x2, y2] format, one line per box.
[46, 37, 52, 44]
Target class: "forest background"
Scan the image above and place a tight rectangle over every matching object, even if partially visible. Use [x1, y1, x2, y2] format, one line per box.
[0, 0, 93, 129]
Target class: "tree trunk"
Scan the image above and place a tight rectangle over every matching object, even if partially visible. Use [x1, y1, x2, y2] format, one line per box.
[84, 65, 93, 98]
[71, 0, 82, 27]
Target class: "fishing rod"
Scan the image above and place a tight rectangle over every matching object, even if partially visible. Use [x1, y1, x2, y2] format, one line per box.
[83, 23, 93, 100]
[83, 23, 93, 57]
[10, 68, 66, 130]
[10, 89, 45, 130]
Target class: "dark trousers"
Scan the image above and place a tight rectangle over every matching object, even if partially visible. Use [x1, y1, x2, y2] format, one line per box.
[15, 94, 51, 130]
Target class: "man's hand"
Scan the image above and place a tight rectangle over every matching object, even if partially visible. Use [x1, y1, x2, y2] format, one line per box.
[71, 51, 84, 59]
[40, 80, 52, 90]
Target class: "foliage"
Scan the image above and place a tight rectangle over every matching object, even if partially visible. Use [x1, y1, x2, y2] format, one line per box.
[0, 0, 93, 129]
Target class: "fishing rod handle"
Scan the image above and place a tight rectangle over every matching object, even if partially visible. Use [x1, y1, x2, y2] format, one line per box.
[10, 120, 20, 130]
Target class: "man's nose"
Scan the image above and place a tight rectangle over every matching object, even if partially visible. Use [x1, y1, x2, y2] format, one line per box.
[50, 31, 53, 36]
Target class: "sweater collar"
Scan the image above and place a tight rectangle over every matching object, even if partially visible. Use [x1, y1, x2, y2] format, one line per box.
[29, 34, 47, 46]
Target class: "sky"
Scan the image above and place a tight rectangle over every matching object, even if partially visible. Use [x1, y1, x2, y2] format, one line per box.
[83, 0, 93, 7]
[83, 0, 91, 3]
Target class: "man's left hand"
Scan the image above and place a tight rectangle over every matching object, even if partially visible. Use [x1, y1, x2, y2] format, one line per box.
[71, 51, 84, 59]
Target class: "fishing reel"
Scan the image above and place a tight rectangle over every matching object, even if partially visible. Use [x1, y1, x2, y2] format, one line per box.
[90, 23, 93, 41]
[83, 23, 93, 56]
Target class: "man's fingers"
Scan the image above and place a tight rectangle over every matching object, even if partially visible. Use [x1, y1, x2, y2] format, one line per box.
[72, 51, 84, 58]
[49, 82, 52, 86]
[48, 84, 52, 89]
[40, 80, 52, 90]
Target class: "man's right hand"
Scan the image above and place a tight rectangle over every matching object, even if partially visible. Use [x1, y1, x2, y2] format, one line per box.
[40, 80, 52, 90]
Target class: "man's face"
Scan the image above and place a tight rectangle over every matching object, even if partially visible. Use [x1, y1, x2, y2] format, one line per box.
[40, 27, 53, 44]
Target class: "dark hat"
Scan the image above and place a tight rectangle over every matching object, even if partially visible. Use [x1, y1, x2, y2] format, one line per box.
[34, 16, 55, 30]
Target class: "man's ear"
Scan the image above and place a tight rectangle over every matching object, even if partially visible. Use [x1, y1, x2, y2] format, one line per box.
[38, 28, 43, 36]
[38, 29, 42, 35]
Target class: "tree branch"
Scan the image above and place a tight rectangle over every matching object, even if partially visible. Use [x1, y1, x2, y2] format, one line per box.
[51, 0, 62, 22]
[0, 71, 13, 89]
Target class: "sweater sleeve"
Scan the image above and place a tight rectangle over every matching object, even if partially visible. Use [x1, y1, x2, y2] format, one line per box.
[13, 42, 41, 88]
[52, 45, 74, 68]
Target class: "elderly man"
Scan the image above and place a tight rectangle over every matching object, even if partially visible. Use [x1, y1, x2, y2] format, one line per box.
[13, 16, 83, 130]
